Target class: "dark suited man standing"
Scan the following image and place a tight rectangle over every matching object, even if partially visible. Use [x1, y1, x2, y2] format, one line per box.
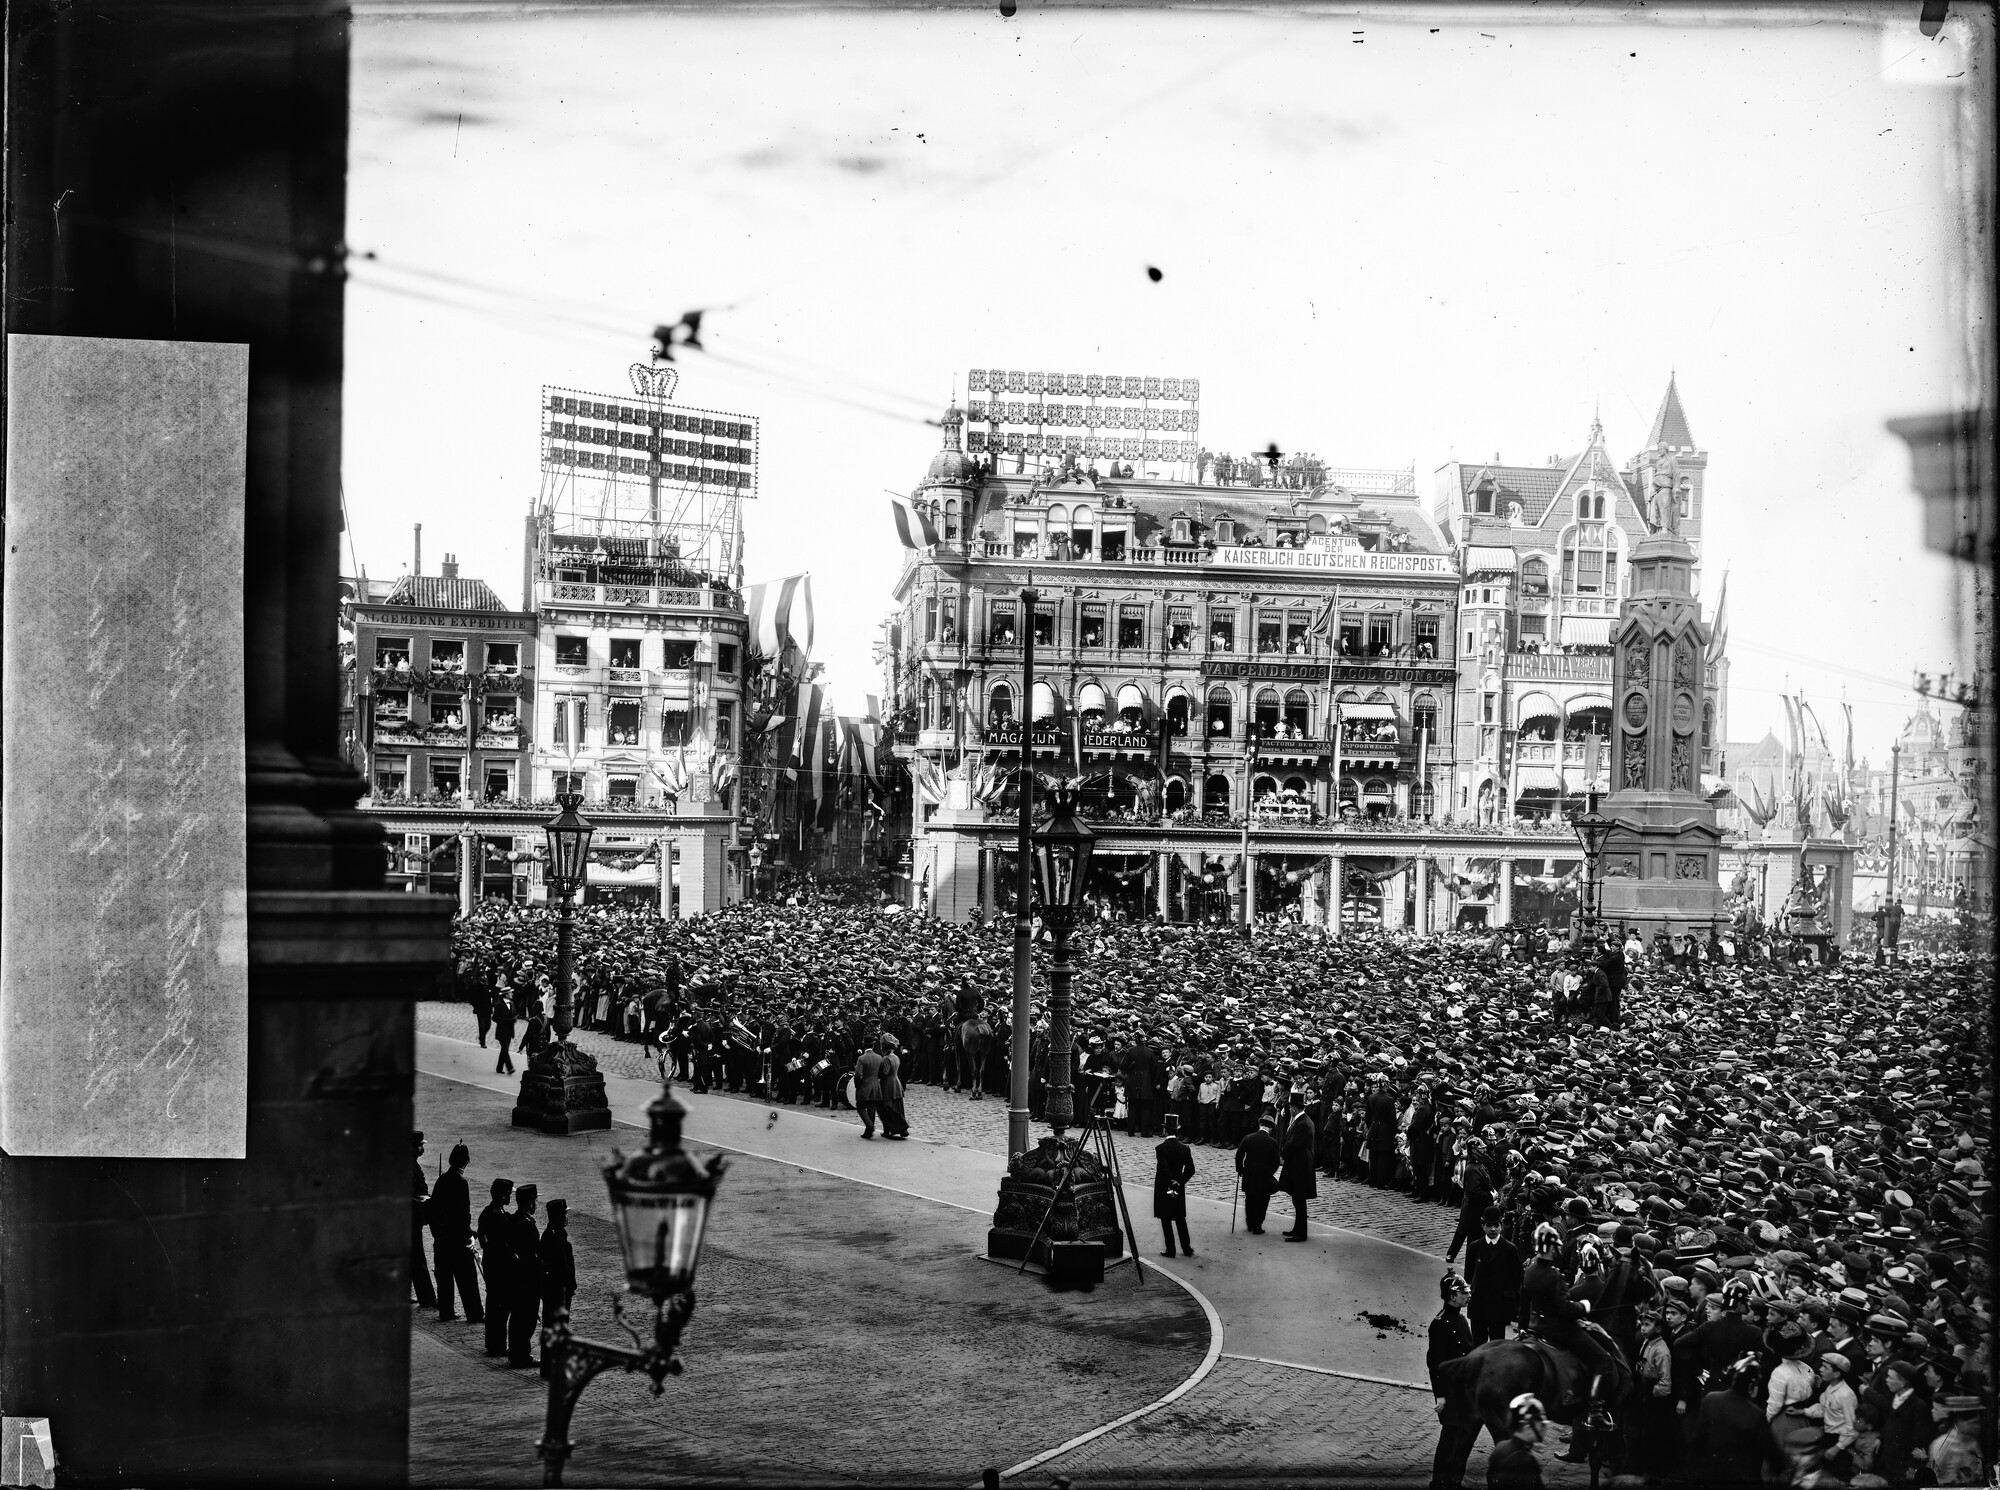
[411, 1134, 439, 1310]
[476, 1177, 515, 1357]
[537, 1199, 577, 1379]
[1407, 1084, 1438, 1201]
[492, 994, 517, 1075]
[506, 1184, 543, 1367]
[429, 1142, 482, 1324]
[1364, 1073, 1399, 1188]
[1279, 1105, 1317, 1241]
[1234, 1114, 1282, 1235]
[1464, 1205, 1523, 1345]
[1153, 1113, 1197, 1258]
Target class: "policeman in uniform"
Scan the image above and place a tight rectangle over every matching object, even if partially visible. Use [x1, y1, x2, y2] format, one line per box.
[1520, 1222, 1613, 1459]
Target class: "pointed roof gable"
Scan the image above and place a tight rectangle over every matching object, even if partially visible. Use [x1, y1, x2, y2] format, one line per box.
[1646, 375, 1695, 450]
[1540, 422, 1625, 527]
[383, 574, 508, 611]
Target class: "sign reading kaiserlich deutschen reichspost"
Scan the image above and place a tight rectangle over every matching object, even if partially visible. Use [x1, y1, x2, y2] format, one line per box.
[1206, 544, 1456, 576]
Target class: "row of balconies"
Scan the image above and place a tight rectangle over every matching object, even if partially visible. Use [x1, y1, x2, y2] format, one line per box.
[915, 636, 1449, 669]
[542, 581, 741, 612]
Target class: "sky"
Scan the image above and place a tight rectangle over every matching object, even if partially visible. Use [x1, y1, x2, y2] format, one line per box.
[343, 2, 1986, 766]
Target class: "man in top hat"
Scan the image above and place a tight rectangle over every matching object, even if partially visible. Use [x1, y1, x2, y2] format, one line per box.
[1278, 1101, 1317, 1242]
[1153, 1113, 1197, 1258]
[1235, 1113, 1282, 1236]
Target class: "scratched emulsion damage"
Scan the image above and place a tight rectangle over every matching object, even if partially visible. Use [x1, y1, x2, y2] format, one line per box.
[75, 565, 134, 1110]
[147, 566, 209, 1119]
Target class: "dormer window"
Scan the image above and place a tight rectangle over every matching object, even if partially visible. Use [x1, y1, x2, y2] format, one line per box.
[1169, 514, 1192, 544]
[1473, 478, 1495, 515]
[1213, 517, 1235, 545]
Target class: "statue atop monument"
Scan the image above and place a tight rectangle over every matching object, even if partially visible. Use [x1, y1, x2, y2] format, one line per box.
[1647, 452, 1684, 536]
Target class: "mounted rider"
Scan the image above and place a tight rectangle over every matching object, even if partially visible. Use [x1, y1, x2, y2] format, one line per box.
[1520, 1221, 1614, 1461]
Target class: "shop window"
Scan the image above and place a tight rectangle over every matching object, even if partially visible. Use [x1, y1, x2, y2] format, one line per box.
[662, 639, 698, 669]
[609, 637, 642, 669]
[376, 637, 412, 670]
[1117, 608, 1144, 649]
[484, 641, 520, 673]
[430, 639, 466, 673]
[555, 635, 589, 668]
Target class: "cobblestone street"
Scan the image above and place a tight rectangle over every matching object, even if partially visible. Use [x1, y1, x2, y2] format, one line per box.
[418, 1003, 1458, 1258]
[410, 1070, 1207, 1485]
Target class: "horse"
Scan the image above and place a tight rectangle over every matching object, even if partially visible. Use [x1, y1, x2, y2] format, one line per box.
[957, 1016, 993, 1098]
[1431, 1330, 1631, 1490]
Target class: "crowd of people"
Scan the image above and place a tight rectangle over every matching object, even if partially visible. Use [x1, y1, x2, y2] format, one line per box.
[448, 888, 1992, 1485]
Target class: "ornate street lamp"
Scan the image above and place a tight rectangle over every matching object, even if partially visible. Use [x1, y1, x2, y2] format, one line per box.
[513, 792, 612, 1134]
[1034, 782, 1096, 1136]
[1572, 789, 1616, 940]
[538, 1081, 727, 1486]
[543, 791, 595, 1040]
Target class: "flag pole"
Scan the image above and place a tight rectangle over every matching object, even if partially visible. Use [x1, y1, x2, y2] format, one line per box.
[1007, 576, 1040, 1162]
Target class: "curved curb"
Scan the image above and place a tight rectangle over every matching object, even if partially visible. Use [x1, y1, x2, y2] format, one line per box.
[996, 1257, 1226, 1482]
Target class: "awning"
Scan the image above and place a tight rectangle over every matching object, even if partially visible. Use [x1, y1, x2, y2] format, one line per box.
[1516, 694, 1561, 727]
[1464, 547, 1517, 572]
[1568, 695, 1613, 715]
[1514, 766, 1564, 792]
[1561, 617, 1613, 646]
[1336, 702, 1397, 721]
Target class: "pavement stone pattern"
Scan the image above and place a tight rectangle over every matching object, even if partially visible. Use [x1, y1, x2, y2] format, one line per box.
[418, 1003, 1458, 1258]
[1028, 1356, 1597, 1489]
[410, 1070, 1208, 1486]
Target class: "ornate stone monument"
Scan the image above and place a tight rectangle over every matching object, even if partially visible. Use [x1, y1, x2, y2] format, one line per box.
[1597, 457, 1729, 936]
[986, 1137, 1127, 1266]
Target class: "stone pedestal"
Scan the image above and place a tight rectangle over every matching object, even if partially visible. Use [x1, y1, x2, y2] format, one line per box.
[986, 1136, 1127, 1266]
[512, 1041, 613, 1134]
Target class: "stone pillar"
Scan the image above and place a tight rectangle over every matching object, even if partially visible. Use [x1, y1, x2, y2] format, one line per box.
[1497, 858, 1516, 926]
[1414, 856, 1432, 937]
[1244, 849, 1258, 925]
[458, 825, 478, 917]
[1156, 851, 1172, 921]
[1327, 853, 1345, 937]
[659, 838, 674, 917]
[0, 7, 453, 1480]
[1383, 868, 1408, 929]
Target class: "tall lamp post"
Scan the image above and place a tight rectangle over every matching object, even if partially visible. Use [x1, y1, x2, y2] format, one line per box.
[538, 1081, 727, 1486]
[1571, 789, 1616, 944]
[1033, 782, 1096, 1138]
[513, 792, 613, 1133]
[1007, 584, 1039, 1160]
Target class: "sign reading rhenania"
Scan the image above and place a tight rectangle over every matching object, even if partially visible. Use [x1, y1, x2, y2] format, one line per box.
[1208, 545, 1454, 576]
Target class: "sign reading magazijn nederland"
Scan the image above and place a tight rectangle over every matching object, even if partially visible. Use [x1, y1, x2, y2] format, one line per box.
[986, 723, 1158, 753]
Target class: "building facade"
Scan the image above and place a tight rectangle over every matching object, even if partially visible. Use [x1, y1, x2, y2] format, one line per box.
[887, 379, 1513, 931]
[1431, 378, 1730, 826]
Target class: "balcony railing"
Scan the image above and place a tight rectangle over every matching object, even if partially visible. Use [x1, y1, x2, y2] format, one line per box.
[608, 666, 644, 685]
[541, 581, 742, 612]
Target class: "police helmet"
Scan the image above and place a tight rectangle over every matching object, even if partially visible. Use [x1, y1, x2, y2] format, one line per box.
[1533, 1221, 1565, 1256]
[1506, 1393, 1548, 1434]
[1440, 1271, 1470, 1303]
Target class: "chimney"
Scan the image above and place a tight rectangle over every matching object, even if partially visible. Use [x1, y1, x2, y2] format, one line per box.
[413, 523, 422, 576]
[442, 553, 459, 580]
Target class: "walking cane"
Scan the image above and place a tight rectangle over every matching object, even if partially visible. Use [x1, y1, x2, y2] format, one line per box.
[1231, 1166, 1241, 1235]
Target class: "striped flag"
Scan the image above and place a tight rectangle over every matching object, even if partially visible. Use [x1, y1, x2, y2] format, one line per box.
[790, 681, 822, 767]
[710, 754, 738, 794]
[855, 715, 881, 783]
[745, 573, 814, 667]
[890, 494, 940, 550]
[556, 695, 587, 760]
[1705, 568, 1729, 662]
[651, 749, 690, 800]
[912, 753, 946, 806]
[809, 716, 829, 802]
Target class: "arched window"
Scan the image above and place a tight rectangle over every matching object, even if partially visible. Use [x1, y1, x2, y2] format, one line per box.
[1213, 516, 1236, 545]
[1254, 688, 1281, 736]
[1115, 683, 1146, 726]
[1030, 681, 1061, 724]
[1252, 774, 1278, 801]
[1075, 682, 1108, 727]
[920, 676, 937, 730]
[1366, 689, 1390, 706]
[1164, 688, 1191, 736]
[1169, 512, 1192, 544]
[1164, 777, 1188, 814]
[1070, 506, 1095, 557]
[1521, 556, 1549, 596]
[943, 497, 960, 541]
[1284, 690, 1311, 735]
[1283, 775, 1308, 795]
[1562, 525, 1619, 597]
[1202, 775, 1231, 817]
[988, 682, 1013, 727]
[1047, 503, 1068, 529]
[1413, 694, 1439, 742]
[1701, 699, 1715, 754]
[1206, 688, 1233, 737]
